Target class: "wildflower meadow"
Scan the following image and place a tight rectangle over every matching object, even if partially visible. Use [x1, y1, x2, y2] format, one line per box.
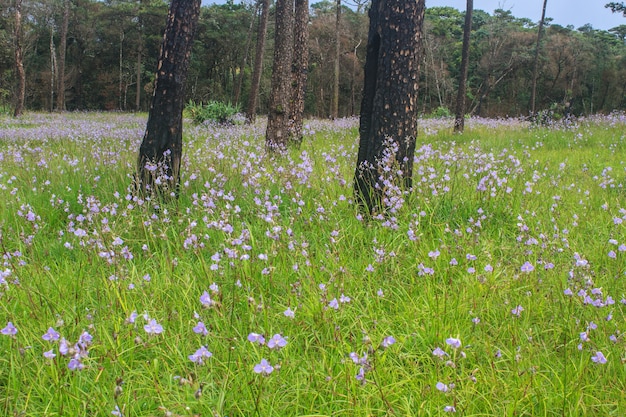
[1, 112, 625, 416]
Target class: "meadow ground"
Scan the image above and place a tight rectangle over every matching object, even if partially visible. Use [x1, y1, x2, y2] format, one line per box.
[0, 112, 625, 416]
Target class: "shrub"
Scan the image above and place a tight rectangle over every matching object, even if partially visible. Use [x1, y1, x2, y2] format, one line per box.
[186, 100, 241, 125]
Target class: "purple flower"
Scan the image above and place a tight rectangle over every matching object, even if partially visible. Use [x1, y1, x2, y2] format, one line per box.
[339, 293, 351, 303]
[111, 405, 123, 417]
[126, 311, 138, 324]
[144, 319, 164, 334]
[520, 261, 535, 273]
[248, 332, 265, 345]
[591, 351, 607, 364]
[283, 307, 295, 318]
[433, 347, 448, 358]
[267, 333, 287, 349]
[67, 357, 84, 371]
[563, 288, 573, 296]
[1, 321, 17, 336]
[59, 338, 70, 355]
[443, 405, 456, 413]
[356, 367, 366, 382]
[193, 321, 208, 336]
[42, 327, 60, 342]
[381, 336, 396, 348]
[445, 337, 462, 349]
[511, 305, 524, 317]
[43, 349, 56, 359]
[188, 346, 212, 364]
[328, 298, 339, 310]
[200, 291, 214, 307]
[436, 382, 450, 392]
[253, 358, 274, 375]
[78, 331, 93, 346]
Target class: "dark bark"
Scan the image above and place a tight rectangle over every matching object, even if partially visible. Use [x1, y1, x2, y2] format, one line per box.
[246, 0, 270, 124]
[332, 0, 340, 119]
[354, 0, 424, 215]
[266, 0, 294, 152]
[454, 0, 472, 133]
[289, 0, 309, 144]
[136, 0, 201, 197]
[13, 0, 25, 117]
[530, 0, 548, 117]
[56, 0, 70, 111]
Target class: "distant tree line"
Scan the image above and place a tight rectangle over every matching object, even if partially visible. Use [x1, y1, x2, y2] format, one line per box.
[1, 0, 625, 117]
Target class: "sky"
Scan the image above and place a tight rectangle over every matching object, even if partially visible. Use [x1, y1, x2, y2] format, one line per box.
[204, 0, 626, 31]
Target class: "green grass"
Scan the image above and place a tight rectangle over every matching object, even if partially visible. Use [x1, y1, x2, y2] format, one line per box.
[0, 112, 625, 416]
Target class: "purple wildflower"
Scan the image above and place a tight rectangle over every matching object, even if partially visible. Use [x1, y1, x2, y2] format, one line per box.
[283, 307, 295, 318]
[200, 291, 214, 307]
[1, 322, 17, 336]
[67, 357, 84, 371]
[520, 261, 535, 273]
[43, 349, 56, 359]
[144, 319, 164, 334]
[381, 336, 396, 349]
[436, 382, 450, 392]
[42, 327, 60, 342]
[267, 333, 287, 349]
[328, 298, 339, 309]
[193, 321, 209, 336]
[591, 351, 607, 364]
[433, 347, 448, 358]
[248, 332, 265, 345]
[511, 305, 524, 317]
[188, 346, 213, 365]
[445, 337, 462, 349]
[253, 358, 274, 375]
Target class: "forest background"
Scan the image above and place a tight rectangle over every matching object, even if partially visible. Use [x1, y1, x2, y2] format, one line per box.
[1, 0, 625, 118]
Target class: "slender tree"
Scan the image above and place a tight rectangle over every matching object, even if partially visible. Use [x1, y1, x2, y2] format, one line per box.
[530, 0, 548, 117]
[289, 0, 309, 144]
[454, 0, 472, 133]
[13, 0, 25, 117]
[56, 0, 70, 111]
[136, 0, 201, 197]
[246, 0, 270, 123]
[266, 0, 294, 152]
[332, 0, 340, 119]
[354, 0, 425, 215]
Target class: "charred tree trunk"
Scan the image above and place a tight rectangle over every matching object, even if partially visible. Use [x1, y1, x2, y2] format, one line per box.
[265, 0, 294, 152]
[13, 0, 25, 117]
[289, 0, 309, 144]
[354, 0, 424, 215]
[56, 0, 70, 111]
[530, 0, 548, 117]
[454, 0, 472, 133]
[246, 0, 270, 124]
[136, 0, 201, 197]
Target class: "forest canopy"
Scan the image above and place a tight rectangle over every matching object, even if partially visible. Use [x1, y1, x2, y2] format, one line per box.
[1, 0, 625, 117]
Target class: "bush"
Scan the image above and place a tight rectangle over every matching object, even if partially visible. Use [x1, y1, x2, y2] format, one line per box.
[186, 100, 241, 125]
[429, 106, 452, 118]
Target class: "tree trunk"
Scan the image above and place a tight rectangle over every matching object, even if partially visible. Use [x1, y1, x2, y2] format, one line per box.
[136, 0, 201, 197]
[454, 0, 472, 133]
[56, 0, 70, 111]
[530, 0, 548, 117]
[354, 0, 424, 215]
[289, 0, 309, 144]
[50, 26, 56, 113]
[332, 0, 340, 119]
[246, 0, 270, 124]
[234, 2, 257, 107]
[136, 11, 143, 112]
[265, 0, 294, 152]
[13, 0, 25, 117]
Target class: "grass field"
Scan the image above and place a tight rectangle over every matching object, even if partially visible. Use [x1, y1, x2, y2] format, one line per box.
[1, 112, 625, 416]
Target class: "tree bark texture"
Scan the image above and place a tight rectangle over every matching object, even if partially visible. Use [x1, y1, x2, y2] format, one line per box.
[289, 0, 309, 144]
[530, 0, 548, 117]
[13, 0, 25, 117]
[246, 0, 270, 124]
[265, 0, 294, 152]
[136, 0, 201, 197]
[354, 0, 424, 215]
[332, 0, 340, 119]
[454, 0, 472, 133]
[56, 0, 70, 111]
